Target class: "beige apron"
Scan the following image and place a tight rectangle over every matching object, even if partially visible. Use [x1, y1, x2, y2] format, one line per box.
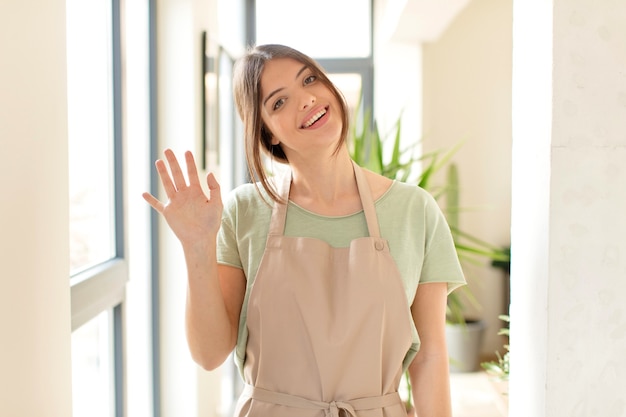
[235, 162, 414, 417]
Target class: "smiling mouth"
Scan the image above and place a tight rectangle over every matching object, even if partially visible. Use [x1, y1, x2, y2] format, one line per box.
[301, 107, 328, 128]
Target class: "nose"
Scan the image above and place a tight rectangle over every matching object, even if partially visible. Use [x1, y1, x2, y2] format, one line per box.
[299, 92, 316, 110]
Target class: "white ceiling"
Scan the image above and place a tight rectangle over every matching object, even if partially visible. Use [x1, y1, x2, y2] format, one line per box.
[379, 0, 472, 43]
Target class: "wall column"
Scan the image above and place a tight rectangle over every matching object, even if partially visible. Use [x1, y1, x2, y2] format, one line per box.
[0, 0, 73, 415]
[510, 1, 626, 416]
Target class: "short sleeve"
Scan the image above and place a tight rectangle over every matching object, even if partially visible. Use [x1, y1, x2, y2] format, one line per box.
[420, 194, 466, 294]
[216, 193, 243, 270]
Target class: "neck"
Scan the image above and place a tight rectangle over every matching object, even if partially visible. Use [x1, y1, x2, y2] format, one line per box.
[288, 149, 358, 207]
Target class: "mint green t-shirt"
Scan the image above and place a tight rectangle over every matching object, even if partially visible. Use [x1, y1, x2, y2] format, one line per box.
[217, 179, 466, 374]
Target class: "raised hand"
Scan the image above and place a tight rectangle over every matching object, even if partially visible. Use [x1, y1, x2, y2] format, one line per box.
[142, 149, 223, 246]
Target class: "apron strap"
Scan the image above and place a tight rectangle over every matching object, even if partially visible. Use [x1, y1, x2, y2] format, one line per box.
[351, 160, 381, 238]
[267, 161, 382, 238]
[267, 171, 291, 236]
[243, 384, 402, 417]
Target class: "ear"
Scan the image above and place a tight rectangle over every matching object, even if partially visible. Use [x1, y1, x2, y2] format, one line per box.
[270, 136, 280, 145]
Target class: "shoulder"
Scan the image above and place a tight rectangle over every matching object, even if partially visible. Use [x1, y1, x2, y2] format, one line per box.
[381, 180, 438, 207]
[223, 182, 274, 217]
[227, 182, 264, 202]
[377, 181, 445, 229]
[361, 169, 395, 200]
[227, 181, 277, 203]
[361, 168, 436, 205]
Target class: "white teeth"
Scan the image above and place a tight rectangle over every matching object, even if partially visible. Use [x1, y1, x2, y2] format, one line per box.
[302, 108, 326, 128]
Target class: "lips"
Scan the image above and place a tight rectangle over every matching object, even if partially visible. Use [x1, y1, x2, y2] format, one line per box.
[300, 106, 329, 129]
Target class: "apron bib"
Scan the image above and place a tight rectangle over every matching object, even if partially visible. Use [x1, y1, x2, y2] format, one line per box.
[235, 162, 414, 417]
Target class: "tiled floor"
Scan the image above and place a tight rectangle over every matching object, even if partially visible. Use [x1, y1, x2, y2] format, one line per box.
[450, 372, 508, 417]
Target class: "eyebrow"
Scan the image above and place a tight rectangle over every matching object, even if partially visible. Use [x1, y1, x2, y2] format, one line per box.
[262, 65, 309, 107]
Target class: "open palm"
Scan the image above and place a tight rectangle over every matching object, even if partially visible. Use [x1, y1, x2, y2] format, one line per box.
[143, 149, 223, 245]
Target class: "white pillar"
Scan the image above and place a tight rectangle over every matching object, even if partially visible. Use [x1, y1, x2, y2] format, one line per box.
[0, 1, 73, 416]
[510, 1, 626, 416]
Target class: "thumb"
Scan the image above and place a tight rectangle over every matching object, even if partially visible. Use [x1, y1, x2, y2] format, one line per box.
[206, 172, 222, 201]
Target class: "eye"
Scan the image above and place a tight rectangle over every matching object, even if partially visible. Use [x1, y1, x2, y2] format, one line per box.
[304, 75, 317, 85]
[273, 98, 285, 111]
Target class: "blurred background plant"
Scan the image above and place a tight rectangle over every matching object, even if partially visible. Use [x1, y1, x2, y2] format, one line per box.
[481, 314, 510, 383]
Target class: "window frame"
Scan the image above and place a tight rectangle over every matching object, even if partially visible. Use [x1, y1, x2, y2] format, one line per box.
[69, 0, 127, 415]
[317, 57, 374, 118]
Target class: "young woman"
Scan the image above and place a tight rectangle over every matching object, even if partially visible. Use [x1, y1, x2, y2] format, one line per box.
[143, 44, 465, 417]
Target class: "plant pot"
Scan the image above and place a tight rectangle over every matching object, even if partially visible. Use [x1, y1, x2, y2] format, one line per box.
[446, 320, 486, 372]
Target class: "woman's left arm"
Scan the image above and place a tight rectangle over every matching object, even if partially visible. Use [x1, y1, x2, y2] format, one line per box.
[408, 282, 452, 417]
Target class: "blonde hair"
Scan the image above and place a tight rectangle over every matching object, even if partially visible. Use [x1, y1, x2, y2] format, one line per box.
[232, 44, 350, 203]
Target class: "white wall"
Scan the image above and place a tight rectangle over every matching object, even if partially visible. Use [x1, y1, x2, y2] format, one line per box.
[373, 0, 423, 170]
[0, 0, 73, 415]
[510, 1, 626, 416]
[155, 0, 226, 415]
[421, 0, 513, 355]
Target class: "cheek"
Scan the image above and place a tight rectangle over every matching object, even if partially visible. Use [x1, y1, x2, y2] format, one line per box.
[331, 94, 343, 114]
[267, 114, 291, 133]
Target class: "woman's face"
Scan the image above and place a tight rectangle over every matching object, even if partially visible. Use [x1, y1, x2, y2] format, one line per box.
[259, 58, 342, 161]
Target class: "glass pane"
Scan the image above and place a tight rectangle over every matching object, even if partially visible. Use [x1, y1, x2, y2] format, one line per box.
[72, 310, 114, 417]
[67, 0, 116, 274]
[256, 0, 371, 58]
[327, 73, 362, 117]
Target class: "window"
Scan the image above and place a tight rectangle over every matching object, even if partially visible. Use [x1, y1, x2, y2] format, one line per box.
[71, 311, 115, 417]
[66, 0, 127, 416]
[67, 0, 116, 276]
[326, 72, 364, 118]
[255, 0, 371, 58]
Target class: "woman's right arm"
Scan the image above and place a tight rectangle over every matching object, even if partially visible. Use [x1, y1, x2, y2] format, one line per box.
[185, 255, 246, 370]
[143, 149, 245, 370]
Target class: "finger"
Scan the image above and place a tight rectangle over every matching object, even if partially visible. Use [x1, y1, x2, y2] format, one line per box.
[164, 149, 188, 190]
[185, 151, 201, 186]
[206, 172, 222, 202]
[142, 192, 164, 213]
[155, 159, 177, 198]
